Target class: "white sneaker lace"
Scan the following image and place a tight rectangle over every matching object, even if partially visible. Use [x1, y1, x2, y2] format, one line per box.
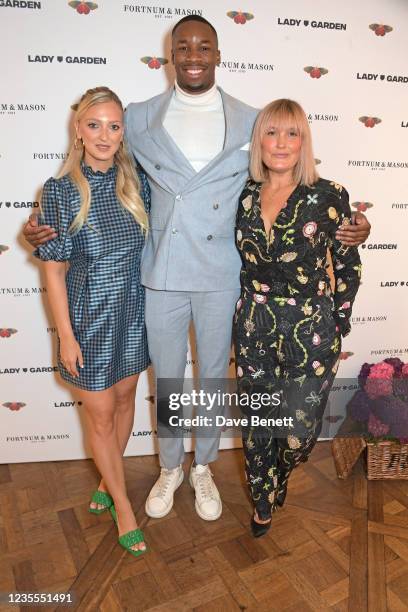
[156, 468, 178, 498]
[196, 468, 216, 500]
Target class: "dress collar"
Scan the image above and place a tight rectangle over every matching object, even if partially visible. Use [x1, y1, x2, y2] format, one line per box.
[81, 160, 117, 181]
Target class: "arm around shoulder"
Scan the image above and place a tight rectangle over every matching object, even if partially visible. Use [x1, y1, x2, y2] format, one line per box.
[33, 177, 74, 262]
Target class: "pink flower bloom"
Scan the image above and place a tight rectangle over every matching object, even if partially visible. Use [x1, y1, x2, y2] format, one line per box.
[287, 298, 296, 306]
[260, 284, 270, 292]
[368, 414, 390, 437]
[402, 364, 408, 378]
[339, 301, 351, 310]
[365, 362, 394, 398]
[303, 221, 317, 238]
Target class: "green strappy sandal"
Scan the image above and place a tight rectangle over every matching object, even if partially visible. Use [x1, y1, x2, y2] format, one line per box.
[88, 490, 113, 515]
[110, 505, 147, 558]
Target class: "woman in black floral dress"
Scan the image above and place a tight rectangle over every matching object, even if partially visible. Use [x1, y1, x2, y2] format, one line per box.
[234, 99, 362, 536]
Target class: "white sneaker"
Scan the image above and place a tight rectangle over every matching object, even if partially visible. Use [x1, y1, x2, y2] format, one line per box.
[145, 465, 184, 518]
[189, 463, 222, 521]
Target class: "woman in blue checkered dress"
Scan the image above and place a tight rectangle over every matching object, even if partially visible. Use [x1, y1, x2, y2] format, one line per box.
[34, 87, 149, 557]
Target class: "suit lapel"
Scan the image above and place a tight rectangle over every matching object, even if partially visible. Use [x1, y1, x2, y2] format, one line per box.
[145, 86, 251, 191]
[147, 88, 196, 179]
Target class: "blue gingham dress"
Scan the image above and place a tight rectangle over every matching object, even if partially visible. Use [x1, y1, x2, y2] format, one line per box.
[34, 162, 150, 390]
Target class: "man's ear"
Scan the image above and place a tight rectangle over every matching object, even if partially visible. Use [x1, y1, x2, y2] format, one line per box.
[171, 49, 175, 65]
[216, 50, 221, 66]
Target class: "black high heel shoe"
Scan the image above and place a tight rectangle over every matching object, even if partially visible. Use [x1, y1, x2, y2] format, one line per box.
[250, 511, 272, 538]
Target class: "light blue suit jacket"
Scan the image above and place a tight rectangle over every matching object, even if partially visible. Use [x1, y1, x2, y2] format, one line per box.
[125, 87, 258, 291]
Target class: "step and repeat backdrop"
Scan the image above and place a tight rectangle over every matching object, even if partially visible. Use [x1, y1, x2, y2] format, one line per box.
[1, 0, 407, 463]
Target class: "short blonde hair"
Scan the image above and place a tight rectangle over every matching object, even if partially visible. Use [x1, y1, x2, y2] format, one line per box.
[250, 98, 319, 186]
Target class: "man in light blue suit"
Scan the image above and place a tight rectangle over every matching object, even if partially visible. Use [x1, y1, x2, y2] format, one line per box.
[125, 15, 258, 521]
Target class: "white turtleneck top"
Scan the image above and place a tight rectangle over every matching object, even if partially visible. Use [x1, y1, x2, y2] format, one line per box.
[163, 81, 225, 173]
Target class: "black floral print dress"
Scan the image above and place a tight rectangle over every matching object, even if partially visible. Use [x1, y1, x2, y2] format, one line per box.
[234, 177, 361, 517]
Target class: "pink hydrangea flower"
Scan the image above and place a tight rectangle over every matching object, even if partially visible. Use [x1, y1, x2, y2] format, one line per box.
[368, 414, 390, 437]
[365, 362, 394, 398]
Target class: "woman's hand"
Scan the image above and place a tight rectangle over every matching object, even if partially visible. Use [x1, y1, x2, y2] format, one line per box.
[60, 335, 84, 378]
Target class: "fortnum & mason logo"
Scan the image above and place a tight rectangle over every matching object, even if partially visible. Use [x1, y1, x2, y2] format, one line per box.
[123, 5, 202, 18]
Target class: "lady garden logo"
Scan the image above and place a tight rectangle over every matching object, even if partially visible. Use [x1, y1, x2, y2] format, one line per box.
[0, 328, 17, 338]
[0, 245, 9, 255]
[3, 402, 26, 412]
[351, 201, 374, 212]
[68, 1, 98, 14]
[359, 116, 381, 128]
[140, 56, 168, 69]
[227, 10, 254, 25]
[369, 23, 393, 37]
[304, 66, 328, 79]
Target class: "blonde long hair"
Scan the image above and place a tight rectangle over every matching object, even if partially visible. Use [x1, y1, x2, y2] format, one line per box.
[250, 98, 319, 186]
[59, 86, 148, 233]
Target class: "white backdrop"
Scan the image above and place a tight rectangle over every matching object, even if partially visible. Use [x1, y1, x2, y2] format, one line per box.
[1, 0, 407, 463]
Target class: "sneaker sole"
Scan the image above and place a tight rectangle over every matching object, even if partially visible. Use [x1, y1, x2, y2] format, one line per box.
[189, 472, 222, 521]
[145, 470, 184, 519]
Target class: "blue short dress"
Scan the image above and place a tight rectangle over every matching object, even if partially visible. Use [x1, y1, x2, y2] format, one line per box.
[34, 162, 150, 391]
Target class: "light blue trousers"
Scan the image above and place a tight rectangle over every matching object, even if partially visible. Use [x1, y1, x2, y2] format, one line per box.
[145, 288, 240, 468]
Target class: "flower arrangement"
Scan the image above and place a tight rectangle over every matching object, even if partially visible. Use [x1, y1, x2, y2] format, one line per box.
[347, 358, 408, 443]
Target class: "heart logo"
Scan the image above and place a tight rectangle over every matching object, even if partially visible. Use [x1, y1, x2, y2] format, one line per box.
[78, 401, 82, 406]
[380, 74, 385, 80]
[5, 202, 11, 208]
[23, 368, 27, 372]
[304, 20, 309, 26]
[57, 56, 64, 63]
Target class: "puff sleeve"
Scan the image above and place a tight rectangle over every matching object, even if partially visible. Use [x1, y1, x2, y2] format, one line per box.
[328, 184, 362, 337]
[33, 177, 74, 262]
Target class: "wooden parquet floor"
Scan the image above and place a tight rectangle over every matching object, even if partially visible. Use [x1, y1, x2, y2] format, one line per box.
[1, 442, 408, 612]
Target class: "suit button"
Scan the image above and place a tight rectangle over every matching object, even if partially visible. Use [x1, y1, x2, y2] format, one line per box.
[207, 234, 213, 241]
[175, 194, 182, 201]
[155, 164, 161, 170]
[213, 203, 219, 210]
[172, 228, 178, 234]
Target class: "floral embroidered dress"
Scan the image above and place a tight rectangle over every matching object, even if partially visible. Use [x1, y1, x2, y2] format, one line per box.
[234, 177, 361, 515]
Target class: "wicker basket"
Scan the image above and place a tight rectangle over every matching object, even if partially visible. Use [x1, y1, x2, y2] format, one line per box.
[366, 441, 408, 480]
[332, 437, 366, 479]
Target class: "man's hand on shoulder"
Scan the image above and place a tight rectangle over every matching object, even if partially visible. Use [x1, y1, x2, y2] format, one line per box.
[23, 213, 57, 248]
[335, 212, 371, 247]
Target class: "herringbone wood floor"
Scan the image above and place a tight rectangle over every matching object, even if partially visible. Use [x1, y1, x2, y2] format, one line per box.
[1, 443, 408, 611]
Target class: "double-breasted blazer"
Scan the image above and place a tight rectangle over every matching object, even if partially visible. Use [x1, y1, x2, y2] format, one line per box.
[125, 87, 258, 291]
